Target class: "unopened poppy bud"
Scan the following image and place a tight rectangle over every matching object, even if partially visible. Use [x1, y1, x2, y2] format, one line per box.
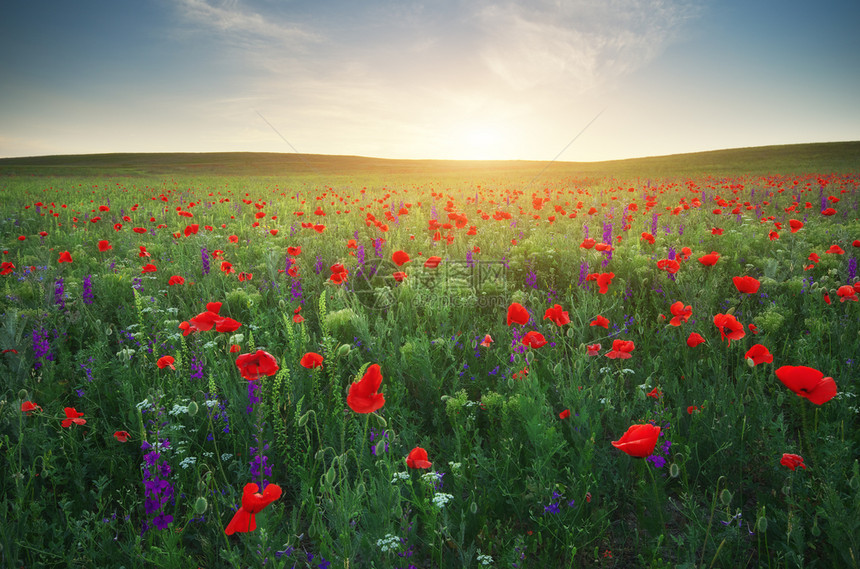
[375, 439, 386, 456]
[187, 401, 199, 416]
[279, 299, 285, 310]
[746, 357, 755, 368]
[850, 474, 860, 491]
[194, 497, 208, 514]
[325, 466, 336, 485]
[470, 501, 478, 514]
[315, 449, 325, 461]
[40, 469, 48, 478]
[811, 517, 820, 537]
[17, 389, 28, 400]
[553, 363, 562, 376]
[566, 327, 575, 338]
[725, 307, 735, 316]
[525, 351, 534, 364]
[756, 515, 768, 533]
[720, 488, 732, 505]
[337, 344, 351, 357]
[669, 463, 680, 478]
[298, 411, 311, 427]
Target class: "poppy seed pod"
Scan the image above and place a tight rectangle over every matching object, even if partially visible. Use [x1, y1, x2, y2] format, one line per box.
[194, 497, 208, 514]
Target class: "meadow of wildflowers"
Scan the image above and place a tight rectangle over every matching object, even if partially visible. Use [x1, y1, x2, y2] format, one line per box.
[0, 155, 858, 568]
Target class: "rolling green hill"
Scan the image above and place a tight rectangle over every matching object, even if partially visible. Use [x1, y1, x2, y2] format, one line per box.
[1, 141, 858, 178]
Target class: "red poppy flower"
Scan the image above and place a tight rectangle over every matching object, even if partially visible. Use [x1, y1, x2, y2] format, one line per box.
[775, 365, 837, 405]
[97, 240, 112, 252]
[780, 453, 807, 471]
[543, 304, 570, 326]
[768, 231, 779, 241]
[611, 424, 661, 458]
[406, 447, 432, 469]
[698, 252, 720, 266]
[330, 263, 349, 284]
[224, 483, 283, 535]
[423, 256, 442, 269]
[0, 262, 15, 276]
[854, 239, 860, 247]
[347, 364, 385, 413]
[392, 250, 411, 266]
[157, 355, 176, 370]
[711, 227, 724, 235]
[713, 313, 745, 345]
[823, 293, 831, 305]
[229, 235, 239, 244]
[646, 387, 662, 399]
[825, 245, 845, 255]
[590, 315, 610, 329]
[480, 334, 493, 347]
[679, 247, 692, 261]
[595, 242, 613, 252]
[62, 407, 86, 428]
[521, 331, 547, 349]
[669, 301, 692, 326]
[732, 275, 760, 294]
[789, 219, 803, 233]
[559, 409, 571, 419]
[586, 343, 601, 356]
[58, 251, 73, 263]
[687, 405, 700, 414]
[605, 339, 635, 359]
[238, 272, 253, 282]
[596, 272, 614, 294]
[657, 259, 680, 274]
[215, 317, 242, 333]
[287, 246, 301, 256]
[142, 264, 157, 273]
[580, 238, 595, 249]
[821, 207, 836, 216]
[113, 430, 130, 443]
[393, 271, 407, 282]
[640, 232, 655, 244]
[235, 350, 279, 381]
[837, 285, 858, 302]
[686, 332, 705, 347]
[168, 275, 185, 286]
[21, 401, 41, 415]
[744, 344, 773, 366]
[221, 261, 235, 274]
[300, 352, 324, 369]
[506, 303, 530, 326]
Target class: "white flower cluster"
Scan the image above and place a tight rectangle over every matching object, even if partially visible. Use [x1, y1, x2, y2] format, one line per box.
[375, 533, 401, 553]
[421, 471, 443, 486]
[221, 453, 233, 462]
[390, 471, 409, 484]
[168, 404, 189, 416]
[431, 492, 454, 509]
[179, 456, 197, 469]
[477, 551, 494, 566]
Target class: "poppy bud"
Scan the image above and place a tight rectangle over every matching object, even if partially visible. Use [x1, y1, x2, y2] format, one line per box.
[325, 466, 336, 485]
[525, 351, 534, 364]
[337, 344, 351, 357]
[811, 517, 820, 537]
[470, 501, 478, 514]
[187, 401, 199, 416]
[553, 363, 562, 376]
[279, 299, 285, 310]
[669, 463, 680, 478]
[17, 389, 28, 400]
[725, 306, 735, 316]
[566, 327, 575, 338]
[375, 439, 386, 456]
[756, 515, 768, 533]
[298, 411, 311, 427]
[720, 488, 732, 505]
[194, 497, 208, 514]
[746, 357, 755, 368]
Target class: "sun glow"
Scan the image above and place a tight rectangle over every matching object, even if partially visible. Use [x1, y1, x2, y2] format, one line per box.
[448, 123, 512, 160]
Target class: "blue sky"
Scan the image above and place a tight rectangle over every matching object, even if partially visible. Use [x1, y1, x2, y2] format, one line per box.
[1, 0, 858, 161]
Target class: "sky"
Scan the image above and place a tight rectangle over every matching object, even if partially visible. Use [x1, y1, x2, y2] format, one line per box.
[1, 0, 858, 162]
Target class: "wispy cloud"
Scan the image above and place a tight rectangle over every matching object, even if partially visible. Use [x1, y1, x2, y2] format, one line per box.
[173, 0, 319, 44]
[475, 0, 699, 92]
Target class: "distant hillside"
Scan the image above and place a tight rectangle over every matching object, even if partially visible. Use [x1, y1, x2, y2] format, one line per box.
[1, 141, 858, 178]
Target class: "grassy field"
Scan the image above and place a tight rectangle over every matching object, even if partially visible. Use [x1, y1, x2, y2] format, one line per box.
[0, 142, 858, 568]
